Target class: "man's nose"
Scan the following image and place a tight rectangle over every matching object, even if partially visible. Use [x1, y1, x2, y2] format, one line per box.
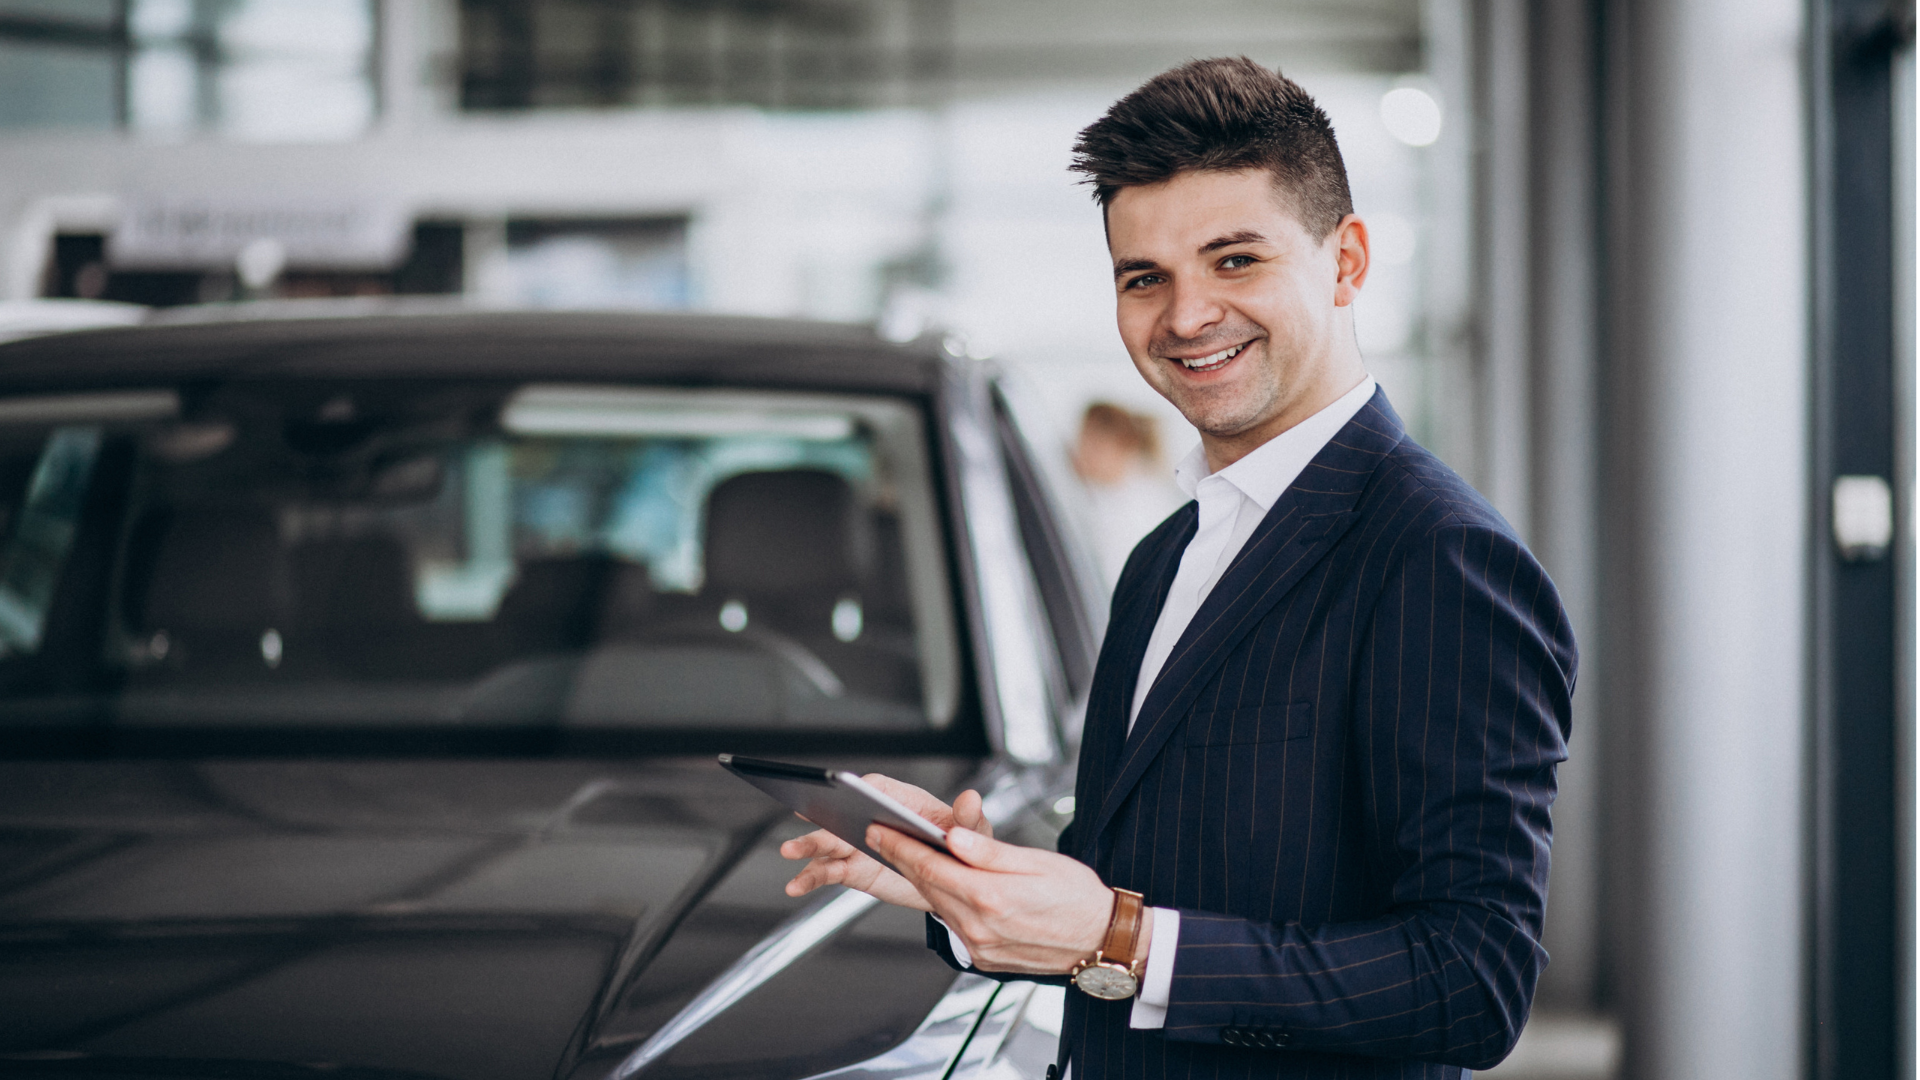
[1163, 279, 1225, 341]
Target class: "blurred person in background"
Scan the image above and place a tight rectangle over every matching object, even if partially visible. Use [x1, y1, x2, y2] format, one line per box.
[784, 56, 1575, 1080]
[1071, 402, 1187, 584]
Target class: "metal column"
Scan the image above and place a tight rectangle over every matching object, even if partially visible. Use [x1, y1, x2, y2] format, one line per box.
[1808, 3, 1913, 1079]
[1598, 0, 1810, 1077]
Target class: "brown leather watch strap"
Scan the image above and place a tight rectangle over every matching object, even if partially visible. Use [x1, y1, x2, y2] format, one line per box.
[1102, 888, 1146, 971]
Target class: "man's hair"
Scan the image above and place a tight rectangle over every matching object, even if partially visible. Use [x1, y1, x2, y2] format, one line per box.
[1069, 56, 1354, 239]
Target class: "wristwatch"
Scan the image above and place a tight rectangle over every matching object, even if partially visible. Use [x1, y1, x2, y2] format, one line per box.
[1070, 887, 1146, 1000]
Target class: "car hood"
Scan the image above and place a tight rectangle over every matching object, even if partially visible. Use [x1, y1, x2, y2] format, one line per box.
[0, 757, 976, 1080]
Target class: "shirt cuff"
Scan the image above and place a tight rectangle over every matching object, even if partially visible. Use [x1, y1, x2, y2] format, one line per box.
[1128, 907, 1179, 1029]
[946, 906, 1176, 1028]
[939, 918, 974, 969]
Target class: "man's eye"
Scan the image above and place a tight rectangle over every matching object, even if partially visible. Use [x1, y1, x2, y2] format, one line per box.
[1220, 254, 1256, 270]
[1123, 274, 1164, 290]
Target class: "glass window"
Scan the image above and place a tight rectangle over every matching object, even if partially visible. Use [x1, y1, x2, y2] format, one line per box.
[0, 427, 102, 655]
[0, 383, 961, 737]
[0, 0, 120, 131]
[129, 0, 374, 140]
[992, 393, 1095, 698]
[457, 0, 951, 111]
[0, 0, 375, 138]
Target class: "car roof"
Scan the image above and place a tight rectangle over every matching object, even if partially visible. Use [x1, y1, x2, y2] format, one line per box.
[0, 302, 953, 396]
[0, 298, 148, 344]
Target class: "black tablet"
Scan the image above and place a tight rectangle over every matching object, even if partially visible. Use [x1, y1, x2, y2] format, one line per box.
[719, 754, 951, 867]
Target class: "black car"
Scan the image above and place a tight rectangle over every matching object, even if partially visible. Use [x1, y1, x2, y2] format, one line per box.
[0, 305, 1104, 1080]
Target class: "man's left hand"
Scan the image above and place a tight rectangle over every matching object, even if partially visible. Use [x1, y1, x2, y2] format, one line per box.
[865, 821, 1144, 976]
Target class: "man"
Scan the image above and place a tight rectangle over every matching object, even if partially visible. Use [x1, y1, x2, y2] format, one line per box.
[783, 56, 1575, 1079]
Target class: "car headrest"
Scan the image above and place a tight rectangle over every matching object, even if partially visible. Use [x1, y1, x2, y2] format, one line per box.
[127, 505, 283, 631]
[703, 469, 856, 598]
[496, 552, 623, 650]
[292, 534, 417, 626]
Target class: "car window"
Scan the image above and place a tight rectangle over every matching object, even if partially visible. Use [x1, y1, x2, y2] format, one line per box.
[991, 389, 1098, 698]
[0, 427, 103, 656]
[0, 384, 962, 738]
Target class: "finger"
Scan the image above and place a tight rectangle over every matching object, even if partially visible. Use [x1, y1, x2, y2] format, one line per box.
[861, 774, 958, 828]
[789, 843, 881, 888]
[952, 789, 993, 838]
[943, 826, 1045, 872]
[781, 829, 855, 861]
[785, 857, 848, 896]
[866, 822, 962, 893]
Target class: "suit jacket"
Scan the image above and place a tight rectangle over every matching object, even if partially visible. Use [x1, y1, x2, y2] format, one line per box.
[931, 388, 1576, 1079]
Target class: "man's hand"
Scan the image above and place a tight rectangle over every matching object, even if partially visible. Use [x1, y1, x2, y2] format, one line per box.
[780, 775, 993, 913]
[867, 821, 1141, 977]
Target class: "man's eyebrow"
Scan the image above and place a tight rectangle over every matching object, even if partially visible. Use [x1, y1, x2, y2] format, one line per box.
[1200, 230, 1268, 252]
[1111, 231, 1268, 279]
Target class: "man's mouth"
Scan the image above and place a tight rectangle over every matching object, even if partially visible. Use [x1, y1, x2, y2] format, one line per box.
[1171, 342, 1248, 373]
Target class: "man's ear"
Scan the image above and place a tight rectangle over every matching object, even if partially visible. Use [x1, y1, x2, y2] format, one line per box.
[1331, 214, 1370, 308]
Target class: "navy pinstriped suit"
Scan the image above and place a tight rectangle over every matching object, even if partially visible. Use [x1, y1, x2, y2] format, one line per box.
[933, 388, 1576, 1078]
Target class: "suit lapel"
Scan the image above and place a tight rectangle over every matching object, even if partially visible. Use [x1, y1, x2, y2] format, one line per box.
[1080, 390, 1408, 854]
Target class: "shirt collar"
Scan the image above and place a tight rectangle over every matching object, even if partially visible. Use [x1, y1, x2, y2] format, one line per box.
[1172, 375, 1377, 510]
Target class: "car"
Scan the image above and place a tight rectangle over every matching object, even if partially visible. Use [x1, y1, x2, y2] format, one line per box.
[0, 303, 1107, 1080]
[0, 299, 147, 344]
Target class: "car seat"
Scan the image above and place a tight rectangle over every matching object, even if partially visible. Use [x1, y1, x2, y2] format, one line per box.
[290, 532, 483, 679]
[123, 504, 288, 680]
[494, 552, 625, 655]
[695, 469, 920, 705]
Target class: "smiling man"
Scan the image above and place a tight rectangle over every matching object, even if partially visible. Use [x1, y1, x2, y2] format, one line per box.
[783, 57, 1576, 1080]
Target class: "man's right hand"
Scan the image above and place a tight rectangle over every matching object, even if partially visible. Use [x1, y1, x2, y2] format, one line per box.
[780, 775, 993, 912]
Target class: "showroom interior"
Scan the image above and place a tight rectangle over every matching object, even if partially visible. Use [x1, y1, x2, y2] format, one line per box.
[0, 2, 1913, 1079]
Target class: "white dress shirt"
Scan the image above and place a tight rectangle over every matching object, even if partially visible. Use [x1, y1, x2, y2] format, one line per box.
[951, 375, 1377, 1035]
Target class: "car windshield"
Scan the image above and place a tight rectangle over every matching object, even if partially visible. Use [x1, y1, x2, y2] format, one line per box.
[0, 382, 963, 741]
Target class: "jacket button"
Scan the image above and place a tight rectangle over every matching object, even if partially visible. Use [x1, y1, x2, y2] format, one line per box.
[1221, 1027, 1241, 1046]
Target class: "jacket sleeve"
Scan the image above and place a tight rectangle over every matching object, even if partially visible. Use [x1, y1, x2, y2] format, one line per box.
[1157, 523, 1576, 1070]
[924, 913, 972, 972]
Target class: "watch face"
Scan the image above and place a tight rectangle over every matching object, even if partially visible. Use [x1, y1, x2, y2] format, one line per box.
[1073, 963, 1139, 1000]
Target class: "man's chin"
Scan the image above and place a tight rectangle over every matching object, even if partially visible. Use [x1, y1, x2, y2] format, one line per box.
[1163, 390, 1272, 442]
[1138, 364, 1280, 438]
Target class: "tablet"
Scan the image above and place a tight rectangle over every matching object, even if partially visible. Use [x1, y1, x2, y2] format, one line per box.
[718, 754, 951, 868]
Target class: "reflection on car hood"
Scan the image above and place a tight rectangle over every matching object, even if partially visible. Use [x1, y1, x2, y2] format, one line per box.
[0, 757, 973, 1080]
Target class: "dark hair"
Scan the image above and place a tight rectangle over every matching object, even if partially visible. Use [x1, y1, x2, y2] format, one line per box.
[1069, 56, 1354, 239]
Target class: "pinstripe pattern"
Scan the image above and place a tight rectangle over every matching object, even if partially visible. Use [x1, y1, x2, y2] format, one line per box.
[935, 389, 1575, 1079]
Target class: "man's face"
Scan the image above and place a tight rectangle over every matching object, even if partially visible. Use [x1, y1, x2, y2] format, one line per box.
[1106, 168, 1359, 449]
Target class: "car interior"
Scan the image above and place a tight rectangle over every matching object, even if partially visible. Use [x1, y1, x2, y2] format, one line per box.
[0, 384, 963, 735]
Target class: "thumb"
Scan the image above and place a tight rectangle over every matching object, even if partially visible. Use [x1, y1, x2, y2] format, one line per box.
[945, 826, 1033, 871]
[953, 789, 991, 834]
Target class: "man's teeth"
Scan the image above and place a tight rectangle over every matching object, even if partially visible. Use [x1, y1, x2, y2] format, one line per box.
[1181, 344, 1245, 370]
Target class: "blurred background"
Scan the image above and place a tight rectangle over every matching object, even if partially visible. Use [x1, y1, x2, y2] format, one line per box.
[0, 1, 1911, 1079]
